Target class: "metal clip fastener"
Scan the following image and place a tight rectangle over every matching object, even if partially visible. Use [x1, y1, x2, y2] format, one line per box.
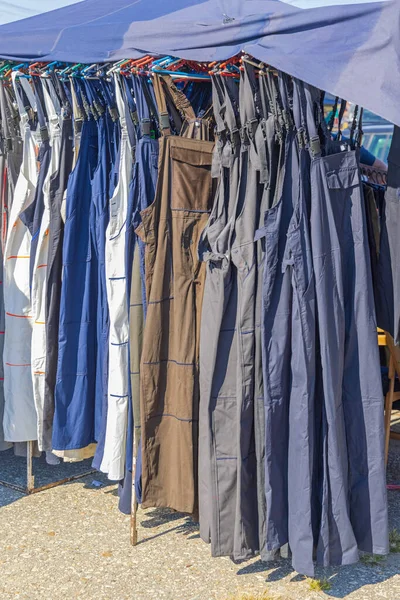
[159, 112, 170, 130]
[310, 135, 321, 157]
[108, 106, 119, 122]
[140, 118, 151, 137]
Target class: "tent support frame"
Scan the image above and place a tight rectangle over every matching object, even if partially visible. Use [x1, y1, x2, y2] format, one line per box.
[130, 430, 138, 545]
[0, 440, 95, 495]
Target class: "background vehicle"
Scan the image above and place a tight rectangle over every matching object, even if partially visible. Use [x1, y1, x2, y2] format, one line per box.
[325, 97, 393, 163]
[361, 118, 393, 163]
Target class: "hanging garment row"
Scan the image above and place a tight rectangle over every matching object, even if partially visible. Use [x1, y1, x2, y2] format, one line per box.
[0, 61, 391, 577]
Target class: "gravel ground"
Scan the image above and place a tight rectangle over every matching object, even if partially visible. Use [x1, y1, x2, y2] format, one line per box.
[0, 441, 400, 600]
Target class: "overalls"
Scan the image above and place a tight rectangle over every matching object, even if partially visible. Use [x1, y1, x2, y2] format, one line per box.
[199, 74, 243, 555]
[282, 77, 317, 575]
[43, 77, 74, 451]
[84, 79, 114, 448]
[100, 75, 134, 481]
[31, 77, 62, 450]
[137, 74, 214, 513]
[3, 73, 39, 442]
[255, 71, 295, 558]
[90, 78, 121, 469]
[304, 82, 389, 567]
[53, 83, 99, 451]
[253, 70, 281, 560]
[119, 74, 159, 512]
[376, 125, 400, 339]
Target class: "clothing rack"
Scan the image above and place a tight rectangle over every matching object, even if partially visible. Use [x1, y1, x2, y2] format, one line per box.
[0, 55, 392, 571]
[0, 441, 95, 495]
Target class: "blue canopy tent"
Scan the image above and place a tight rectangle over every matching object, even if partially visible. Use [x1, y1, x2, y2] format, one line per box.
[0, 0, 398, 125]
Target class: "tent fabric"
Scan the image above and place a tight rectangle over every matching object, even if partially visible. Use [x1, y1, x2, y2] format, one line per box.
[0, 0, 398, 125]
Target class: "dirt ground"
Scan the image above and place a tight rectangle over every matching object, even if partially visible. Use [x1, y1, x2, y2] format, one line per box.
[1, 434, 400, 600]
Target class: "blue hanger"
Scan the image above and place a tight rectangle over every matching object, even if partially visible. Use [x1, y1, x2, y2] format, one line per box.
[152, 67, 210, 81]
[12, 62, 28, 71]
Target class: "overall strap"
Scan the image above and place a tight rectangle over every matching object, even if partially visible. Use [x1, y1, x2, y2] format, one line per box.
[240, 61, 259, 144]
[12, 72, 36, 124]
[162, 75, 196, 123]
[303, 82, 322, 159]
[152, 74, 171, 136]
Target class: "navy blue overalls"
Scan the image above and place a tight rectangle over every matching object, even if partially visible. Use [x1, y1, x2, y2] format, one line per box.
[282, 77, 317, 575]
[254, 71, 296, 558]
[52, 81, 99, 451]
[303, 82, 389, 567]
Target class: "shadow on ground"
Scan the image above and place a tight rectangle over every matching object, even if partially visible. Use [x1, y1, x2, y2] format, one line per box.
[1, 439, 400, 599]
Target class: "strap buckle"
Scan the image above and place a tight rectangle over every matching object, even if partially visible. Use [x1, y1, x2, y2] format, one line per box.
[229, 127, 240, 149]
[130, 110, 138, 126]
[141, 118, 151, 137]
[108, 106, 119, 122]
[296, 127, 305, 149]
[93, 100, 105, 117]
[310, 135, 321, 157]
[246, 117, 258, 141]
[159, 112, 170, 130]
[74, 119, 83, 135]
[240, 127, 248, 145]
[260, 118, 267, 140]
[40, 126, 49, 143]
[282, 109, 293, 131]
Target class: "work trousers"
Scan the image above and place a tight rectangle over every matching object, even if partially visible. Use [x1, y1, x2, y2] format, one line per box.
[199, 140, 241, 554]
[101, 120, 133, 481]
[376, 126, 400, 339]
[199, 75, 241, 551]
[254, 112, 280, 561]
[310, 148, 389, 566]
[43, 111, 73, 451]
[255, 129, 296, 557]
[53, 119, 98, 450]
[137, 135, 214, 513]
[118, 132, 159, 512]
[31, 85, 61, 450]
[0, 154, 8, 450]
[3, 115, 38, 442]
